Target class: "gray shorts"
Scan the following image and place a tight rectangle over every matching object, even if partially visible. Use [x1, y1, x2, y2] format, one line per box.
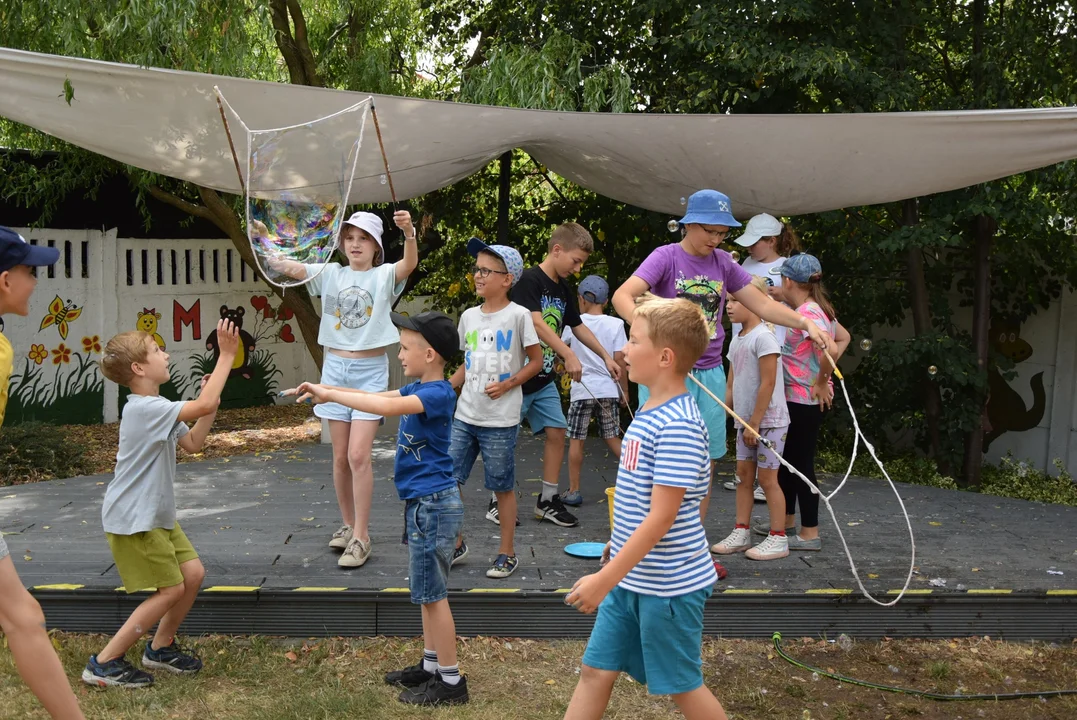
[0, 533, 9, 561]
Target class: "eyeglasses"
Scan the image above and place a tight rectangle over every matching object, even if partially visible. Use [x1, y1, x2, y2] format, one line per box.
[699, 226, 732, 240]
[471, 264, 510, 278]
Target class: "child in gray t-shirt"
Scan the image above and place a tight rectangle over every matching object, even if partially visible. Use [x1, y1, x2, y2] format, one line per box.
[81, 319, 238, 690]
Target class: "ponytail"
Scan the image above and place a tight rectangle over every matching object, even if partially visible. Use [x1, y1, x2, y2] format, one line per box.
[807, 280, 836, 322]
[775, 223, 802, 257]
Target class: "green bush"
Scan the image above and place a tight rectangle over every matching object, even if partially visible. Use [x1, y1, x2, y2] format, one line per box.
[0, 422, 92, 486]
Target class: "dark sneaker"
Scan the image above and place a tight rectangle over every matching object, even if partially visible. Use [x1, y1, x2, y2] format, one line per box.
[560, 490, 583, 506]
[81, 655, 154, 688]
[398, 673, 469, 706]
[142, 640, 203, 675]
[486, 553, 519, 579]
[451, 542, 469, 567]
[535, 495, 579, 527]
[385, 660, 434, 688]
[486, 499, 519, 526]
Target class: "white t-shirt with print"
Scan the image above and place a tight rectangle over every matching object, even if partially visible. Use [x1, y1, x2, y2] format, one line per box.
[732, 256, 788, 346]
[562, 314, 627, 402]
[303, 262, 407, 351]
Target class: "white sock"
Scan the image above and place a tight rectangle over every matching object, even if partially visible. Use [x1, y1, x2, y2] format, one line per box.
[490, 491, 498, 504]
[438, 663, 461, 685]
[540, 482, 558, 502]
[423, 649, 438, 673]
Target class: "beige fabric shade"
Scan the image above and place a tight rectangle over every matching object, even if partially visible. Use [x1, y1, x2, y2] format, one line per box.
[3, 47, 1077, 218]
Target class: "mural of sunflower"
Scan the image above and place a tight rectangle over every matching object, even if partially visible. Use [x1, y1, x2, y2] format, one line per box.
[82, 335, 102, 354]
[51, 343, 71, 365]
[27, 344, 47, 365]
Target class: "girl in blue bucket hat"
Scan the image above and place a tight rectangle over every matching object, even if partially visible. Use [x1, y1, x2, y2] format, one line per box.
[612, 190, 836, 529]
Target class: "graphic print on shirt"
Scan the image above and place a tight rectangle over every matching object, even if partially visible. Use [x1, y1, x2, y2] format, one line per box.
[464, 326, 516, 392]
[539, 293, 566, 374]
[621, 439, 641, 471]
[674, 273, 723, 340]
[325, 285, 374, 330]
[397, 426, 426, 462]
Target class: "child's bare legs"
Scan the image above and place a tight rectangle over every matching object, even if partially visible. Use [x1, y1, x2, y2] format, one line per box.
[328, 419, 355, 528]
[734, 460, 756, 526]
[543, 427, 567, 489]
[421, 599, 457, 668]
[0, 557, 86, 720]
[347, 419, 379, 544]
[567, 439, 585, 494]
[603, 435, 622, 459]
[152, 559, 204, 649]
[757, 467, 785, 531]
[563, 665, 618, 720]
[97, 582, 185, 662]
[495, 490, 517, 556]
[672, 685, 728, 720]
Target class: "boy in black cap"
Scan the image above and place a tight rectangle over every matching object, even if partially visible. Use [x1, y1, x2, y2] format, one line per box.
[0, 226, 86, 719]
[288, 311, 468, 706]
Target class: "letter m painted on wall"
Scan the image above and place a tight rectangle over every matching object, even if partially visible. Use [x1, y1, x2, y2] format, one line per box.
[173, 299, 202, 341]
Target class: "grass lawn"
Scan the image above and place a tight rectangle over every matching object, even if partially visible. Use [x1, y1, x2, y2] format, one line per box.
[2, 634, 1075, 719]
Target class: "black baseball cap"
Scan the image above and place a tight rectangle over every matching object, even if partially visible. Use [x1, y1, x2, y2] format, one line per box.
[0, 226, 60, 273]
[391, 311, 459, 362]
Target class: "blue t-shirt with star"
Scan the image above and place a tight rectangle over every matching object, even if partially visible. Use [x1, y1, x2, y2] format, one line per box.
[395, 380, 457, 500]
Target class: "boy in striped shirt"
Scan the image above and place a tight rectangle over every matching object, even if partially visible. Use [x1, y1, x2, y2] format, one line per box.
[563, 294, 727, 720]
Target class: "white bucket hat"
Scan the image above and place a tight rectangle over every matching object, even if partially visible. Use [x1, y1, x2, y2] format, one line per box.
[735, 213, 783, 247]
[341, 211, 385, 253]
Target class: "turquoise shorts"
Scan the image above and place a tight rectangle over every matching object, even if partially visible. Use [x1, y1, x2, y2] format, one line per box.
[638, 364, 726, 459]
[582, 585, 713, 696]
[520, 381, 568, 434]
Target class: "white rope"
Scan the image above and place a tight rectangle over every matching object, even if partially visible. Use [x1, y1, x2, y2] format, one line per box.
[687, 356, 916, 608]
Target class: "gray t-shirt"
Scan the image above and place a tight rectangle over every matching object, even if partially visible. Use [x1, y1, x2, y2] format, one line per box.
[727, 323, 790, 430]
[456, 302, 539, 428]
[101, 394, 190, 534]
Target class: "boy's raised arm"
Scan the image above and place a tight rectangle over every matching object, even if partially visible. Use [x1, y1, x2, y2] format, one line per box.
[178, 319, 238, 423]
[296, 382, 423, 418]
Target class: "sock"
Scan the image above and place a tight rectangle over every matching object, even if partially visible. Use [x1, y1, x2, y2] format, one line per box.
[540, 482, 558, 502]
[770, 530, 786, 537]
[423, 649, 438, 674]
[438, 664, 462, 685]
[490, 491, 498, 504]
[735, 524, 750, 530]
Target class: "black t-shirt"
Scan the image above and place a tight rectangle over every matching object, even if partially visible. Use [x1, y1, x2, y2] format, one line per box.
[510, 266, 582, 395]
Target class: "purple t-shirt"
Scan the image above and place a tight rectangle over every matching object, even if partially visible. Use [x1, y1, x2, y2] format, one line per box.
[633, 244, 752, 369]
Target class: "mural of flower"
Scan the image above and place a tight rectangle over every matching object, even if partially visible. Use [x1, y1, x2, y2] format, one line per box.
[82, 335, 102, 354]
[28, 344, 47, 365]
[51, 343, 71, 365]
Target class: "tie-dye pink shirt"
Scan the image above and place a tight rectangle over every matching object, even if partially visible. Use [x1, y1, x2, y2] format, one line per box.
[782, 302, 836, 405]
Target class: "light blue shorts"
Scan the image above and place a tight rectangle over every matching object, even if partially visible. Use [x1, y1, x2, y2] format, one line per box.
[638, 364, 726, 459]
[520, 381, 568, 435]
[316, 352, 389, 423]
[0, 534, 8, 561]
[582, 585, 713, 696]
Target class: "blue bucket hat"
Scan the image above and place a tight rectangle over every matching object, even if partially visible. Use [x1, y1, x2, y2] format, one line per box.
[0, 226, 60, 274]
[780, 253, 823, 283]
[677, 189, 742, 228]
[578, 275, 609, 304]
[466, 237, 524, 286]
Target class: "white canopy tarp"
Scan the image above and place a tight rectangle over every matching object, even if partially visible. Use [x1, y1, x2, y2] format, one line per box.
[3, 47, 1077, 218]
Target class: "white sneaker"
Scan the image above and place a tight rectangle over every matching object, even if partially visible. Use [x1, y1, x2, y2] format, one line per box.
[329, 524, 353, 550]
[485, 499, 499, 525]
[722, 478, 739, 491]
[711, 528, 751, 555]
[338, 536, 372, 568]
[745, 533, 789, 561]
[753, 484, 767, 503]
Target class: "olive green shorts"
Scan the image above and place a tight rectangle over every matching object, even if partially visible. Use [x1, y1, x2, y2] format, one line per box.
[106, 523, 199, 594]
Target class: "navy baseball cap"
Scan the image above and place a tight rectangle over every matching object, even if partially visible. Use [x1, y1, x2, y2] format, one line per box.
[0, 226, 60, 273]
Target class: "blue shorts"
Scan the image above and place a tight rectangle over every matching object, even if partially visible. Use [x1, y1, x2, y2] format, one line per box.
[520, 381, 567, 434]
[0, 533, 8, 561]
[405, 486, 464, 605]
[638, 365, 726, 459]
[582, 585, 713, 696]
[316, 352, 389, 423]
[449, 419, 517, 492]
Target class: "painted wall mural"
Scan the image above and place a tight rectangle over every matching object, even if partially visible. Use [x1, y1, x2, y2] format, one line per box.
[984, 320, 1047, 451]
[6, 326, 104, 425]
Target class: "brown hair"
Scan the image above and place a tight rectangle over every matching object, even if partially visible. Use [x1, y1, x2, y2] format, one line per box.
[633, 293, 709, 373]
[787, 277, 837, 321]
[549, 222, 594, 254]
[100, 331, 153, 386]
[774, 222, 802, 257]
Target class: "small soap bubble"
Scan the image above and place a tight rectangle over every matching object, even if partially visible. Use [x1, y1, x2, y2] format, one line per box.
[667, 219, 680, 233]
[927, 365, 938, 376]
[379, 174, 388, 185]
[859, 338, 873, 352]
[730, 250, 741, 263]
[679, 196, 687, 206]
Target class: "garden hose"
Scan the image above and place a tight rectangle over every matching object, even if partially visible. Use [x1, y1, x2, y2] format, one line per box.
[771, 632, 1077, 701]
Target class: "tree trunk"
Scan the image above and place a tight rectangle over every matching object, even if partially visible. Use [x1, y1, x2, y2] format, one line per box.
[961, 214, 995, 487]
[497, 151, 511, 244]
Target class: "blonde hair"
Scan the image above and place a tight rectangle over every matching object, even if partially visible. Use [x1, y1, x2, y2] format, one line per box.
[100, 331, 153, 386]
[549, 222, 594, 254]
[633, 293, 709, 373]
[749, 276, 769, 294]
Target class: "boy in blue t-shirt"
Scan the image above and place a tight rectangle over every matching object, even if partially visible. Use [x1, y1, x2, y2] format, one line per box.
[563, 294, 727, 720]
[292, 311, 468, 707]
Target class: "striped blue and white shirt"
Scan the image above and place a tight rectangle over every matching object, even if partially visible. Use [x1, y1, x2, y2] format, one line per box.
[611, 393, 717, 596]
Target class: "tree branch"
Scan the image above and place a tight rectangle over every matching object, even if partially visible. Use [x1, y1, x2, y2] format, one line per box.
[464, 30, 488, 70]
[269, 0, 306, 85]
[146, 184, 215, 221]
[286, 0, 323, 87]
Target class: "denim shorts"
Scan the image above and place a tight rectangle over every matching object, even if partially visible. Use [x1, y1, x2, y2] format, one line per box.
[736, 425, 788, 470]
[405, 486, 464, 605]
[316, 352, 389, 422]
[449, 419, 517, 492]
[639, 365, 726, 459]
[520, 381, 568, 434]
[582, 585, 713, 696]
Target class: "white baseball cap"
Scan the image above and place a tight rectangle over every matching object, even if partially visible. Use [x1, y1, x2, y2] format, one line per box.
[341, 211, 384, 252]
[735, 213, 783, 247]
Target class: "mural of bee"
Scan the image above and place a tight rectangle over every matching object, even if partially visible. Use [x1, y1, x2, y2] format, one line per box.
[39, 295, 83, 340]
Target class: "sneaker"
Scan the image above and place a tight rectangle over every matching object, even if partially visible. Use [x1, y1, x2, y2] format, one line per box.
[398, 673, 469, 706]
[713, 560, 729, 581]
[560, 490, 584, 506]
[451, 542, 469, 567]
[81, 655, 154, 688]
[535, 495, 579, 527]
[753, 521, 796, 537]
[711, 528, 751, 555]
[142, 640, 203, 675]
[486, 553, 519, 579]
[329, 524, 353, 550]
[385, 660, 434, 688]
[753, 484, 767, 503]
[745, 533, 790, 561]
[722, 478, 739, 491]
[338, 536, 372, 567]
[485, 500, 520, 527]
[788, 534, 822, 552]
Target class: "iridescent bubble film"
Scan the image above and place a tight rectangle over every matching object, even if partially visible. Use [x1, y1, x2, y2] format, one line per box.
[927, 365, 938, 376]
[859, 338, 873, 352]
[667, 219, 680, 233]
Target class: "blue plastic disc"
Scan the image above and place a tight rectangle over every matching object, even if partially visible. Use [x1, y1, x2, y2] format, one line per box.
[564, 542, 607, 559]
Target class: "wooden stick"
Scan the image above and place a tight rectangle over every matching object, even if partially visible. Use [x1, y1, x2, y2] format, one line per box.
[369, 104, 398, 206]
[215, 94, 245, 191]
